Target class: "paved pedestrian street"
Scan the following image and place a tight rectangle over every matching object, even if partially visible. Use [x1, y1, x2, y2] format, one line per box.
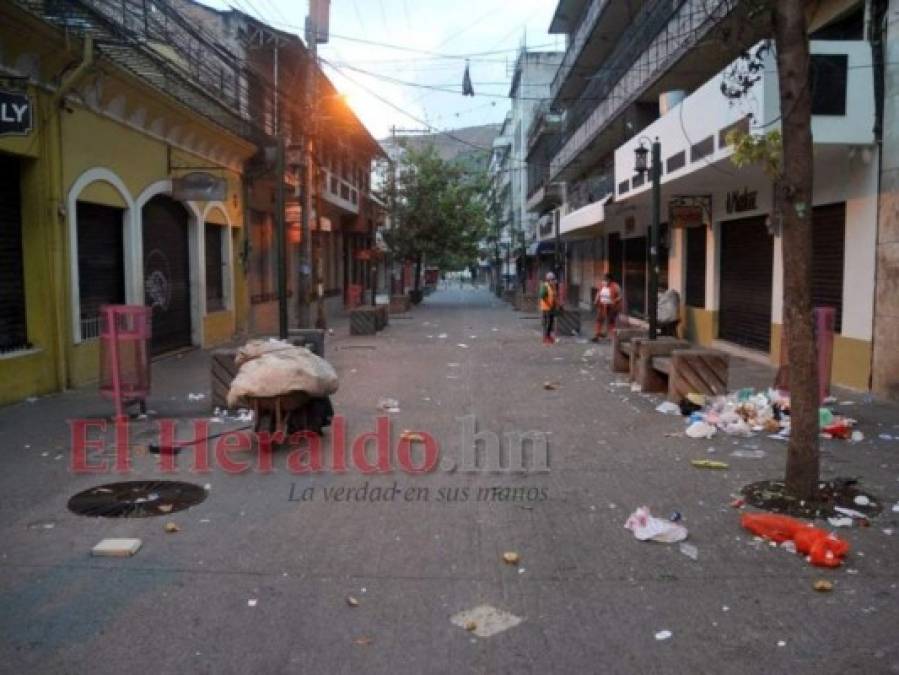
[1, 287, 898, 674]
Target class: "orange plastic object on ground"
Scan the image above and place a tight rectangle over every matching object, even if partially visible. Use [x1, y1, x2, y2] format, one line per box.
[740, 512, 849, 568]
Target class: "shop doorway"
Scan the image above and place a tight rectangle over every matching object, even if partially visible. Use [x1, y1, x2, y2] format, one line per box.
[718, 216, 773, 350]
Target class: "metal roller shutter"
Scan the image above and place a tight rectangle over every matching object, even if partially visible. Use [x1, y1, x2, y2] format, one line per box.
[76, 202, 125, 337]
[811, 203, 845, 333]
[624, 236, 647, 317]
[0, 155, 27, 352]
[719, 216, 773, 350]
[143, 196, 192, 355]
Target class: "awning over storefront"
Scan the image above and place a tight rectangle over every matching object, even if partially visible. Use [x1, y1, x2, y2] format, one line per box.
[525, 240, 556, 257]
[560, 194, 613, 237]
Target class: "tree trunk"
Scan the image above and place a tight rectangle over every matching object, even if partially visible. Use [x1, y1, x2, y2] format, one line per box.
[773, 2, 819, 499]
[414, 254, 422, 292]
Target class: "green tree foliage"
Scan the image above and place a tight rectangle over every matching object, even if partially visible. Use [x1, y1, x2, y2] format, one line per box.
[384, 143, 490, 273]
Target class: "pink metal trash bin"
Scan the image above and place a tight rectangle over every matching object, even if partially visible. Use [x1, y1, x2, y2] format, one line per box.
[99, 305, 152, 420]
[774, 306, 836, 403]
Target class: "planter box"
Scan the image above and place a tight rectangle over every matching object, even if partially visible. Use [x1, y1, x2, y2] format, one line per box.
[389, 295, 411, 314]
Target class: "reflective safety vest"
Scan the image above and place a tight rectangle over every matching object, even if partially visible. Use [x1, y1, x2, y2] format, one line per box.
[539, 282, 556, 312]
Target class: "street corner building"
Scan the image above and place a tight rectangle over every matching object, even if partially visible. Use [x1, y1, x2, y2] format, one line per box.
[0, 0, 385, 407]
[488, 0, 899, 399]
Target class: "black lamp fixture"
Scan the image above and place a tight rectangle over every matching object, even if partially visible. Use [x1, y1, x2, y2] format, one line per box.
[634, 142, 650, 175]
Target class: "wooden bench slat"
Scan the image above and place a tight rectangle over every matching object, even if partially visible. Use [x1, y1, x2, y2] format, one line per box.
[652, 356, 672, 374]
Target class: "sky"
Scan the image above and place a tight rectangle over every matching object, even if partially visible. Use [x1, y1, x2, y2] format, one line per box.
[198, 0, 564, 140]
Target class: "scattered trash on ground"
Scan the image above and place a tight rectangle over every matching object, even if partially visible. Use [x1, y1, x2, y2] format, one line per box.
[624, 506, 688, 543]
[450, 605, 523, 638]
[438, 333, 448, 339]
[731, 449, 766, 459]
[91, 538, 142, 557]
[655, 401, 681, 415]
[654, 630, 673, 641]
[456, 343, 469, 349]
[740, 513, 849, 567]
[854, 495, 871, 506]
[400, 430, 426, 442]
[188, 393, 206, 401]
[502, 551, 520, 565]
[543, 382, 561, 391]
[378, 398, 401, 413]
[346, 596, 360, 608]
[164, 522, 180, 533]
[679, 542, 699, 560]
[686, 421, 717, 439]
[691, 459, 729, 470]
[353, 637, 373, 646]
[247, 599, 257, 607]
[827, 517, 854, 528]
[813, 579, 834, 592]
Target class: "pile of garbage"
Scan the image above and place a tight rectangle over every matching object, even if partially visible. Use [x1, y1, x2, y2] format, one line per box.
[227, 338, 339, 407]
[658, 388, 859, 441]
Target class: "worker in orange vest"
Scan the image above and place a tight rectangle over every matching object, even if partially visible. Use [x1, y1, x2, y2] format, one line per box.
[538, 272, 559, 345]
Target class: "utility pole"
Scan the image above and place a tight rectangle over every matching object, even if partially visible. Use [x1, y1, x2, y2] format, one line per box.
[273, 41, 288, 339]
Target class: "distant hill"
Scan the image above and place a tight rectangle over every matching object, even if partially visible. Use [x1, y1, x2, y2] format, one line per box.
[381, 123, 501, 172]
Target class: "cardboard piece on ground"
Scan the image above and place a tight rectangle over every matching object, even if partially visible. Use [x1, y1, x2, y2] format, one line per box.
[91, 538, 142, 557]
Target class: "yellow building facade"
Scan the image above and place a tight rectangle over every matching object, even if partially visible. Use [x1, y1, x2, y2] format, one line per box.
[0, 6, 256, 406]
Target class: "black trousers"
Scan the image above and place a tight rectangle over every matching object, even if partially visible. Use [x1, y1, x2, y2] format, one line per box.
[542, 311, 555, 338]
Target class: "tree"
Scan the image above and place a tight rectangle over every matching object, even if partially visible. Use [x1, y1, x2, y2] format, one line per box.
[384, 143, 490, 290]
[724, 1, 818, 499]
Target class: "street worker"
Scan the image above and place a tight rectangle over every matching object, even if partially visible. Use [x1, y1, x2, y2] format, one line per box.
[538, 272, 559, 345]
[591, 273, 622, 341]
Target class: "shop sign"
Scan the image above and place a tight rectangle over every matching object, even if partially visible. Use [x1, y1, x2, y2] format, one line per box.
[172, 172, 227, 201]
[0, 90, 32, 136]
[726, 187, 757, 214]
[669, 195, 711, 228]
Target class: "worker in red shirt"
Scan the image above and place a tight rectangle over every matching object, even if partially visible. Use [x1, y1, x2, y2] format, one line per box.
[591, 273, 622, 341]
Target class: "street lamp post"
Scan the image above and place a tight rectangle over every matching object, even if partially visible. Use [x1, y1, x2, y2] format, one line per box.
[635, 138, 662, 341]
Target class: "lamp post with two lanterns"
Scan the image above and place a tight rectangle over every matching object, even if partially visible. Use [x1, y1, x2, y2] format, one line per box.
[634, 137, 661, 341]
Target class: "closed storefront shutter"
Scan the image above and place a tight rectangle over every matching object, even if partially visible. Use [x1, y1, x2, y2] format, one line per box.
[77, 202, 125, 338]
[811, 203, 845, 333]
[143, 195, 192, 355]
[719, 216, 773, 350]
[685, 225, 707, 308]
[624, 236, 647, 317]
[0, 155, 27, 352]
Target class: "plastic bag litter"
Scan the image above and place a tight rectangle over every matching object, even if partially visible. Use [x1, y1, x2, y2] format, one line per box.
[624, 506, 688, 543]
[227, 339, 338, 407]
[655, 401, 681, 415]
[686, 421, 717, 439]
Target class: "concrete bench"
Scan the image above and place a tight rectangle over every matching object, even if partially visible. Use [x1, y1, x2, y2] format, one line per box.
[660, 348, 730, 402]
[631, 338, 691, 391]
[611, 329, 648, 373]
[389, 294, 411, 314]
[555, 308, 581, 336]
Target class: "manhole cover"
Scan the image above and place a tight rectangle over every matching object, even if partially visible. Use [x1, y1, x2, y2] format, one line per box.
[68, 480, 207, 518]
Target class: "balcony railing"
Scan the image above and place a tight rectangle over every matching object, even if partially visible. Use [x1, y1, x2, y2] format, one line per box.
[552, 0, 737, 180]
[550, 0, 611, 101]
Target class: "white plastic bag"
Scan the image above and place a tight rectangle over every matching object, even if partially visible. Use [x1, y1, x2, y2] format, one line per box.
[227, 339, 339, 406]
[624, 506, 688, 543]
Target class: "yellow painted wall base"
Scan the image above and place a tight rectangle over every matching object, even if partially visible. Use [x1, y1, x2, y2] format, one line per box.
[683, 307, 718, 346]
[0, 351, 58, 407]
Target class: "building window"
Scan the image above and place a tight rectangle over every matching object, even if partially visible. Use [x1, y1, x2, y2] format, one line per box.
[810, 54, 848, 116]
[205, 223, 225, 312]
[0, 155, 28, 353]
[76, 201, 125, 340]
[249, 209, 274, 303]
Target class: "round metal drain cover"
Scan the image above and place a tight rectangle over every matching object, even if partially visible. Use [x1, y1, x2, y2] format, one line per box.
[68, 480, 207, 518]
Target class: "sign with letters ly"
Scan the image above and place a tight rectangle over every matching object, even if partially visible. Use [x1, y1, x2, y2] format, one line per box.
[0, 90, 33, 136]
